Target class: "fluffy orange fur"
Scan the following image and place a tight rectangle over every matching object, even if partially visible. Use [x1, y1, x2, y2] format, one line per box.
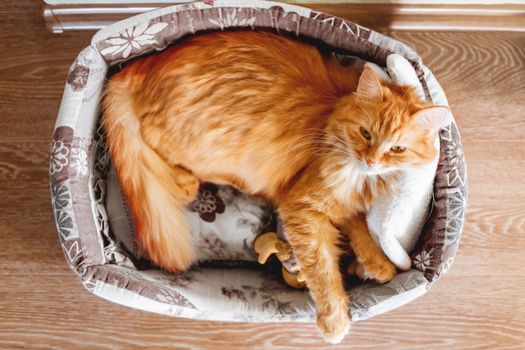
[103, 31, 449, 343]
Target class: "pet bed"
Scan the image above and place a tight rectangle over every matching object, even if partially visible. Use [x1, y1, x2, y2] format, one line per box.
[50, 0, 467, 322]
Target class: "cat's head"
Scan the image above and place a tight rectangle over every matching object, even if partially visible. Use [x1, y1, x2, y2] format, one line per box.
[327, 67, 450, 176]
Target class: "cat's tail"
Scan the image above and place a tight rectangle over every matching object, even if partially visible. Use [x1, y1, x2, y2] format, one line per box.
[102, 76, 197, 273]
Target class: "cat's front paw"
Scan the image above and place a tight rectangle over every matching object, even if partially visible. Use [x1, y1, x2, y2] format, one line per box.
[316, 306, 351, 344]
[359, 255, 397, 283]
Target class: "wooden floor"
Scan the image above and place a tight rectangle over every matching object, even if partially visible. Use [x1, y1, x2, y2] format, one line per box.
[1, 1, 524, 349]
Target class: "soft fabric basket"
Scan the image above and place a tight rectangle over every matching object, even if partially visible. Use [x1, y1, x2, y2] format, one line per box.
[50, 0, 467, 322]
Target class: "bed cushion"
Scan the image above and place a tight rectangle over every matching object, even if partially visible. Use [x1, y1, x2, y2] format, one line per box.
[50, 0, 467, 322]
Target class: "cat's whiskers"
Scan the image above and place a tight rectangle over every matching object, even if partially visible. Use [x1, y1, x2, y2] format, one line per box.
[288, 136, 330, 164]
[289, 141, 350, 166]
[287, 129, 353, 164]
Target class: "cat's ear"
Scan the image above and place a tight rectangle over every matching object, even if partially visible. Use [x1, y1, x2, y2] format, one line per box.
[412, 106, 451, 131]
[357, 67, 383, 101]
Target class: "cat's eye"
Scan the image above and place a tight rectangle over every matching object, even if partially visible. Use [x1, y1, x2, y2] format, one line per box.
[360, 127, 371, 140]
[390, 146, 406, 153]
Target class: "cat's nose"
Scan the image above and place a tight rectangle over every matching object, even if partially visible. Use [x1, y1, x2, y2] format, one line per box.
[366, 159, 377, 167]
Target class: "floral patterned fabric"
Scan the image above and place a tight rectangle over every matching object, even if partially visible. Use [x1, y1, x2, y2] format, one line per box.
[189, 183, 226, 222]
[50, 0, 466, 323]
[67, 64, 90, 92]
[100, 22, 169, 59]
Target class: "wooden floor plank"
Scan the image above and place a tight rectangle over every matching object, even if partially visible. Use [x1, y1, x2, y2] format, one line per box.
[0, 14, 92, 142]
[391, 32, 525, 143]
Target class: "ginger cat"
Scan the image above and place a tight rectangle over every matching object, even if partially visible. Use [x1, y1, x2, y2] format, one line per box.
[103, 31, 450, 343]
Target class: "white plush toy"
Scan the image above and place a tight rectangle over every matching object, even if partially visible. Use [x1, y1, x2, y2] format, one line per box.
[365, 55, 439, 271]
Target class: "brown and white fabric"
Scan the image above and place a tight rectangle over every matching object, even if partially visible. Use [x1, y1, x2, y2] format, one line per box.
[50, 0, 467, 322]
